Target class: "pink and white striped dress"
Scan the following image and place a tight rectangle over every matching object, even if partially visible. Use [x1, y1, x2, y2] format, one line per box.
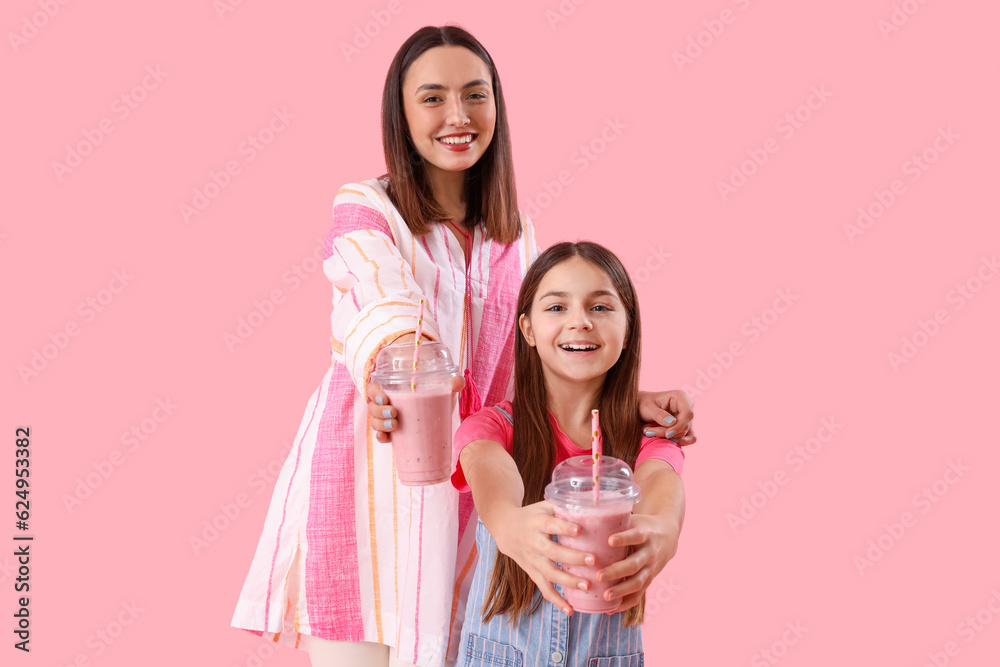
[231, 177, 538, 667]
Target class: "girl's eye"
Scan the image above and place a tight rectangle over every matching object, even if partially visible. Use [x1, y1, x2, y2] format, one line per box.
[423, 96, 441, 103]
[469, 92, 487, 99]
[591, 305, 612, 312]
[545, 305, 566, 312]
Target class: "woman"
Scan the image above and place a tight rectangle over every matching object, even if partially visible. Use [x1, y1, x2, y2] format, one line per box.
[232, 25, 695, 667]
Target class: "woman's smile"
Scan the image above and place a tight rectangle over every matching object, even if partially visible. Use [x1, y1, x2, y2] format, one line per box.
[436, 132, 478, 150]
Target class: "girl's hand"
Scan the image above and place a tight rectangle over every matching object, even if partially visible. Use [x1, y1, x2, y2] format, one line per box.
[638, 390, 696, 445]
[366, 376, 465, 444]
[491, 500, 595, 616]
[596, 513, 681, 614]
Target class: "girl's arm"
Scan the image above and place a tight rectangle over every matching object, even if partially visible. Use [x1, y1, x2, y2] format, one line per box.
[597, 458, 685, 613]
[460, 438, 594, 616]
[638, 390, 697, 444]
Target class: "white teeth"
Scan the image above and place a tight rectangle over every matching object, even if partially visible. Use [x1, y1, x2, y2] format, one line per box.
[438, 135, 473, 145]
[561, 344, 597, 351]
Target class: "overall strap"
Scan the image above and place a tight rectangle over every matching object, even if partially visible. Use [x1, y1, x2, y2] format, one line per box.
[492, 405, 513, 425]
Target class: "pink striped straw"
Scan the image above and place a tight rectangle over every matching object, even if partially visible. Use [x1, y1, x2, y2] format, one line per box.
[411, 299, 425, 391]
[591, 409, 600, 505]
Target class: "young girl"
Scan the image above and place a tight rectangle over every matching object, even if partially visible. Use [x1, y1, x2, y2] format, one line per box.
[452, 242, 686, 666]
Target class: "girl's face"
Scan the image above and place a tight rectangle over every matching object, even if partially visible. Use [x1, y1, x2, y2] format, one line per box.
[519, 257, 629, 386]
[401, 46, 496, 180]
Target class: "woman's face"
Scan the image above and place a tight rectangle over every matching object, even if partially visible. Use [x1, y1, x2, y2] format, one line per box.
[402, 45, 496, 179]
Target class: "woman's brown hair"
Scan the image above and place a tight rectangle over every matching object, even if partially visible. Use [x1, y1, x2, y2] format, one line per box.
[380, 25, 520, 244]
[481, 241, 646, 627]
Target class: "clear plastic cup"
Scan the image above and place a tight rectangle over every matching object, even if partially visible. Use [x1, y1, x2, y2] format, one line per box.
[370, 342, 459, 486]
[544, 455, 641, 613]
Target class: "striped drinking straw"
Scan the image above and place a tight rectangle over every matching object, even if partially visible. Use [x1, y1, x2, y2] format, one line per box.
[411, 299, 424, 392]
[591, 409, 600, 505]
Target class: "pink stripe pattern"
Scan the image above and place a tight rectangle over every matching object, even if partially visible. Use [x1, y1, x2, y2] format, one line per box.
[304, 364, 364, 638]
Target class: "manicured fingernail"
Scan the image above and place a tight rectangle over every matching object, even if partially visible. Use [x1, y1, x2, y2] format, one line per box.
[665, 430, 676, 438]
[663, 414, 676, 425]
[585, 556, 595, 566]
[375, 395, 384, 405]
[382, 408, 392, 418]
[644, 430, 656, 437]
[577, 581, 588, 591]
[562, 607, 571, 616]
[669, 438, 680, 444]
[384, 419, 393, 429]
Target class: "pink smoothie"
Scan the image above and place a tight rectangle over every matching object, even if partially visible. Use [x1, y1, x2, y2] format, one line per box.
[385, 387, 454, 486]
[554, 502, 632, 613]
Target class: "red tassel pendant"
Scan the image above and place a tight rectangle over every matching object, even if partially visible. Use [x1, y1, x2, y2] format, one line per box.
[459, 367, 483, 420]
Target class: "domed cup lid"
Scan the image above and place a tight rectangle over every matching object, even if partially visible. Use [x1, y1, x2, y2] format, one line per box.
[544, 455, 641, 507]
[370, 342, 459, 387]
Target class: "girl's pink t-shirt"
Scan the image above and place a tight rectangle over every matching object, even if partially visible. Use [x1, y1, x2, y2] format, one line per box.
[451, 400, 684, 493]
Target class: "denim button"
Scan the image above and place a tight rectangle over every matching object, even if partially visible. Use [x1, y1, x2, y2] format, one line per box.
[551, 651, 563, 663]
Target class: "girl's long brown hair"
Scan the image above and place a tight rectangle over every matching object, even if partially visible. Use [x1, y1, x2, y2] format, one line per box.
[380, 25, 520, 244]
[481, 241, 646, 627]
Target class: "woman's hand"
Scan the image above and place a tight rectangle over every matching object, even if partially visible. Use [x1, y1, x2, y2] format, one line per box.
[596, 512, 681, 614]
[638, 390, 696, 445]
[490, 500, 595, 616]
[366, 376, 465, 443]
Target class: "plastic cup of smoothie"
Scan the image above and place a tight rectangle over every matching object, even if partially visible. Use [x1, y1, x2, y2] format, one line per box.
[544, 455, 641, 613]
[370, 342, 459, 486]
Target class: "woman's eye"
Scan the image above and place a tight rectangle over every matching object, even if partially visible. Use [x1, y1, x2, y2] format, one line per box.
[591, 305, 612, 312]
[422, 96, 441, 103]
[469, 92, 487, 99]
[545, 305, 565, 312]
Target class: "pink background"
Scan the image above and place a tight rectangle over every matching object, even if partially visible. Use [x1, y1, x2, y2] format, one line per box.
[4, 0, 999, 665]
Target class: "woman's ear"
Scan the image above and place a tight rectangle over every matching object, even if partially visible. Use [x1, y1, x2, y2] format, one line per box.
[518, 313, 535, 347]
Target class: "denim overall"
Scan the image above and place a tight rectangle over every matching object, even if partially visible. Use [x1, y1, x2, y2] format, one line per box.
[455, 407, 644, 667]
